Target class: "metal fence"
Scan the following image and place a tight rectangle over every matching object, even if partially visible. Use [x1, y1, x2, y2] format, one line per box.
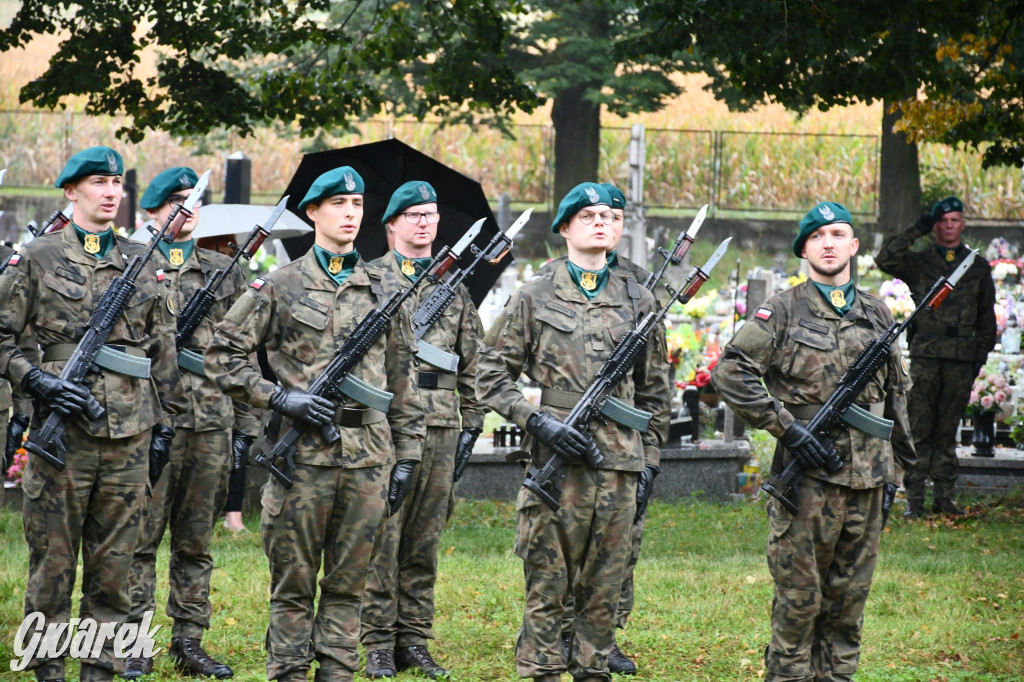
[1, 109, 1021, 220]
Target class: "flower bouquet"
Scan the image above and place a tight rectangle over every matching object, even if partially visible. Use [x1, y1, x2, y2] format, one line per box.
[6, 448, 28, 487]
[878, 279, 914, 322]
[968, 368, 1014, 420]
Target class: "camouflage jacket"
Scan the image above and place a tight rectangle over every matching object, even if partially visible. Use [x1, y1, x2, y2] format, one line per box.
[875, 224, 996, 362]
[204, 249, 424, 467]
[0, 243, 34, 416]
[712, 281, 917, 489]
[370, 253, 486, 430]
[153, 245, 259, 435]
[0, 226, 185, 438]
[478, 261, 671, 471]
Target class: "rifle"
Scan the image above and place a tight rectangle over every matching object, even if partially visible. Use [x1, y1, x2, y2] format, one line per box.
[410, 211, 528, 371]
[29, 202, 74, 237]
[761, 249, 979, 514]
[175, 197, 283, 351]
[24, 170, 211, 470]
[641, 203, 707, 293]
[524, 237, 733, 511]
[255, 234, 474, 488]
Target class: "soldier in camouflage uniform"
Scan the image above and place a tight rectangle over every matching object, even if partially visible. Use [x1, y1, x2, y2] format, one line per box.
[477, 182, 670, 682]
[204, 166, 424, 682]
[874, 196, 996, 517]
[0, 146, 185, 682]
[360, 181, 486, 679]
[1, 239, 35, 502]
[124, 167, 258, 679]
[542, 183, 664, 676]
[712, 201, 916, 682]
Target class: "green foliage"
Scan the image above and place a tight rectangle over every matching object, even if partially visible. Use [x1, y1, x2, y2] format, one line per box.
[0, 0, 541, 142]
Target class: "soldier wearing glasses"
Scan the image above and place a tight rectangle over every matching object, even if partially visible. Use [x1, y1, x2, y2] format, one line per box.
[124, 167, 257, 679]
[477, 182, 670, 682]
[360, 181, 486, 679]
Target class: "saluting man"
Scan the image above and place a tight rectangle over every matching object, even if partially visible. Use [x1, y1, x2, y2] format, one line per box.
[713, 201, 916, 682]
[360, 181, 486, 679]
[0, 146, 184, 682]
[476, 182, 670, 682]
[204, 167, 424, 682]
[124, 167, 258, 679]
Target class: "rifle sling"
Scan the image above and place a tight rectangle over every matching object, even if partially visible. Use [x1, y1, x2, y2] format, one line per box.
[540, 387, 652, 432]
[177, 348, 206, 376]
[43, 343, 151, 379]
[784, 401, 893, 440]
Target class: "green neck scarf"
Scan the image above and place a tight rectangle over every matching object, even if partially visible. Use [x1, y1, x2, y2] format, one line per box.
[566, 259, 609, 300]
[393, 250, 433, 283]
[73, 223, 116, 259]
[935, 244, 964, 267]
[157, 239, 196, 269]
[812, 280, 856, 316]
[314, 245, 359, 286]
[606, 250, 619, 270]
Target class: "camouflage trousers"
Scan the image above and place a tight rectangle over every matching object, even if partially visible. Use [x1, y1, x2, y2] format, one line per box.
[514, 464, 637, 681]
[0, 411, 8, 507]
[561, 508, 647, 635]
[764, 478, 883, 682]
[361, 426, 457, 651]
[261, 462, 388, 681]
[128, 427, 231, 638]
[906, 357, 975, 502]
[20, 421, 150, 681]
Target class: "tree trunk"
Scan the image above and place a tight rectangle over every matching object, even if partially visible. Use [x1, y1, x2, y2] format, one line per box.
[550, 86, 602, 206]
[877, 101, 921, 235]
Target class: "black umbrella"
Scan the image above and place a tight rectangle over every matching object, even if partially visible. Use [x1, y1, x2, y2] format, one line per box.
[280, 139, 507, 305]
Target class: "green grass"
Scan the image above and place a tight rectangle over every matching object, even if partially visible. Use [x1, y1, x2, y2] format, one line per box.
[0, 494, 1022, 681]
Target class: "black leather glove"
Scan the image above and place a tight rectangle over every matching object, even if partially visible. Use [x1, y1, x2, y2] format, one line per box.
[453, 427, 481, 483]
[6, 411, 30, 460]
[386, 459, 418, 516]
[914, 212, 937, 234]
[525, 411, 602, 466]
[634, 464, 660, 523]
[231, 431, 254, 473]
[268, 387, 336, 427]
[781, 422, 833, 470]
[148, 424, 174, 488]
[881, 481, 898, 528]
[22, 367, 91, 416]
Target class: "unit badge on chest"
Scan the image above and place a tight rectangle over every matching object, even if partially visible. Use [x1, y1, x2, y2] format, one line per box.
[829, 288, 846, 308]
[945, 250, 955, 262]
[83, 234, 101, 254]
[169, 248, 185, 267]
[328, 256, 344, 275]
[580, 271, 598, 291]
[401, 259, 417, 277]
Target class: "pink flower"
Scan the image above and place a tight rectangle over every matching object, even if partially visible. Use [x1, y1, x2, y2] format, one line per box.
[995, 390, 1007, 403]
[981, 395, 995, 409]
[978, 368, 987, 379]
[993, 376, 1007, 388]
[970, 391, 980, 404]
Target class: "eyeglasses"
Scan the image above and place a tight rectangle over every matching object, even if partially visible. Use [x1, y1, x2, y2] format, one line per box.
[400, 211, 440, 225]
[168, 194, 202, 209]
[576, 210, 614, 225]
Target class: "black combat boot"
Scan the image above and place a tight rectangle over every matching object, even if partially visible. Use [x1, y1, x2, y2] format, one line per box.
[903, 500, 925, 519]
[122, 655, 154, 679]
[932, 497, 965, 515]
[364, 649, 396, 679]
[170, 637, 233, 679]
[394, 645, 448, 679]
[608, 643, 637, 675]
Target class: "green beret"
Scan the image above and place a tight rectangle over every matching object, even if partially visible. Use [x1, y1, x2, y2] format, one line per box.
[55, 146, 123, 188]
[551, 182, 613, 233]
[298, 166, 365, 210]
[793, 201, 854, 258]
[140, 167, 198, 210]
[931, 196, 964, 218]
[601, 183, 626, 210]
[382, 181, 438, 224]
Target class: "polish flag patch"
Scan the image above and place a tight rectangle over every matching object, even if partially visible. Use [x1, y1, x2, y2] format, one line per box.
[155, 268, 165, 282]
[7, 254, 21, 266]
[251, 278, 266, 290]
[755, 307, 772, 321]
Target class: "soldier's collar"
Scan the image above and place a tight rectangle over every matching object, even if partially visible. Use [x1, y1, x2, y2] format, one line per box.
[72, 222, 116, 260]
[157, 239, 196, 269]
